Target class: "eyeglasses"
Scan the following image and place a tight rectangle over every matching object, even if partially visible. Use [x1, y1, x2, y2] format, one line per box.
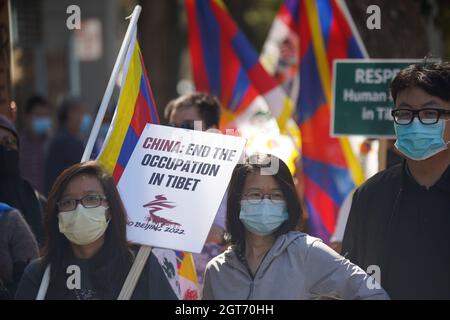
[57, 194, 107, 212]
[0, 136, 18, 150]
[243, 190, 285, 204]
[168, 121, 196, 130]
[391, 108, 450, 125]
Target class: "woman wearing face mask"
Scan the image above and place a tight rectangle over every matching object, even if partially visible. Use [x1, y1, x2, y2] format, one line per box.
[202, 154, 389, 300]
[15, 161, 177, 300]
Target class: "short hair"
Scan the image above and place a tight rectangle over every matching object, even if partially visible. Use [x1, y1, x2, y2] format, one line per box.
[391, 61, 450, 104]
[57, 97, 84, 126]
[226, 154, 302, 245]
[25, 94, 49, 114]
[164, 92, 221, 129]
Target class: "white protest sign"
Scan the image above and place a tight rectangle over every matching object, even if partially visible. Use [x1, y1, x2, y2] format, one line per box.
[117, 124, 246, 253]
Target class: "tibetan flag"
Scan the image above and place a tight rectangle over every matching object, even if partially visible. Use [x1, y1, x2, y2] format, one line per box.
[268, 0, 366, 243]
[97, 28, 199, 299]
[186, 0, 293, 131]
[186, 0, 299, 173]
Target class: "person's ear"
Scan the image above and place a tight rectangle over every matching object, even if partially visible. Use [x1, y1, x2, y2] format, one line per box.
[9, 101, 17, 123]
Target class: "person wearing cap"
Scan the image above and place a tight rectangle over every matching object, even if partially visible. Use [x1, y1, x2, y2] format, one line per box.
[0, 114, 45, 245]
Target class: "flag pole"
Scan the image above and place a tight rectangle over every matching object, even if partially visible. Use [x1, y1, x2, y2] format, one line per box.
[81, 5, 142, 162]
[336, 0, 369, 59]
[35, 5, 142, 300]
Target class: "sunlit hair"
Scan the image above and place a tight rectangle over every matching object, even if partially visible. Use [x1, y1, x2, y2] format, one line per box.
[391, 61, 450, 103]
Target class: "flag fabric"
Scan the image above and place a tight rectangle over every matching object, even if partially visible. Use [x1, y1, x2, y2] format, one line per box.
[186, 0, 299, 173]
[96, 28, 199, 299]
[186, 0, 293, 131]
[263, 0, 366, 243]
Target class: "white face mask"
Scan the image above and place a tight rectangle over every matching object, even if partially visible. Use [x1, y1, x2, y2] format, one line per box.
[58, 204, 110, 245]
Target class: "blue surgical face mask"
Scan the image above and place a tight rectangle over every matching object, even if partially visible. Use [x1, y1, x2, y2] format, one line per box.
[239, 199, 288, 236]
[394, 118, 450, 161]
[80, 114, 93, 136]
[31, 116, 52, 135]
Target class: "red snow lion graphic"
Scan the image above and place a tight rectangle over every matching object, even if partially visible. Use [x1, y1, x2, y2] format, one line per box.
[143, 195, 181, 228]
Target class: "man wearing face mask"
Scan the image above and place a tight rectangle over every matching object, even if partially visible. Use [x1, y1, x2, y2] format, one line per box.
[45, 97, 92, 195]
[342, 61, 450, 299]
[0, 115, 45, 245]
[19, 95, 52, 195]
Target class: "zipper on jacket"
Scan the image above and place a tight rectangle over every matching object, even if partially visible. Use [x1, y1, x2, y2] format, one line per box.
[246, 281, 254, 300]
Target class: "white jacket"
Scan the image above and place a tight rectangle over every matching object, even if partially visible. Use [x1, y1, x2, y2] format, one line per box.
[202, 231, 389, 300]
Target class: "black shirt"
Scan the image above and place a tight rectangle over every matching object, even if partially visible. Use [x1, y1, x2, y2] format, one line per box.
[15, 252, 178, 300]
[45, 128, 84, 195]
[342, 162, 450, 299]
[384, 165, 450, 299]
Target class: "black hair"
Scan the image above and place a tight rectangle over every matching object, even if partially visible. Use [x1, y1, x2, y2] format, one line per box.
[25, 95, 49, 114]
[57, 97, 84, 126]
[164, 92, 221, 129]
[226, 154, 302, 245]
[391, 61, 450, 104]
[43, 161, 133, 299]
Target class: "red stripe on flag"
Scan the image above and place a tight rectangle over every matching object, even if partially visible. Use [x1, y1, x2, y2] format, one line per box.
[299, 0, 311, 60]
[279, 4, 299, 31]
[247, 63, 278, 95]
[139, 52, 160, 124]
[299, 104, 347, 167]
[130, 91, 152, 136]
[219, 34, 241, 108]
[112, 163, 125, 184]
[210, 0, 238, 38]
[186, 0, 210, 91]
[235, 86, 259, 114]
[326, 1, 351, 70]
[304, 175, 338, 235]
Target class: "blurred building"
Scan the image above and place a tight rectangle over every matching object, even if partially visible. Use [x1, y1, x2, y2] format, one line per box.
[10, 0, 136, 124]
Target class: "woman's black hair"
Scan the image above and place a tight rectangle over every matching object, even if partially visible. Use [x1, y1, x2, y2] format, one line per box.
[226, 154, 302, 245]
[42, 161, 133, 299]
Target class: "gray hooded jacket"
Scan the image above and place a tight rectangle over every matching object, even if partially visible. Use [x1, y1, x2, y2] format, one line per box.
[202, 231, 389, 300]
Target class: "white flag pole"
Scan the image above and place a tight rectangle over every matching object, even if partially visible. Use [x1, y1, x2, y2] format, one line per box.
[336, 0, 369, 59]
[81, 5, 142, 162]
[35, 5, 143, 301]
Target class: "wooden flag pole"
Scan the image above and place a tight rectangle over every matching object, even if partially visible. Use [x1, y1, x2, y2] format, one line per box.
[117, 246, 153, 300]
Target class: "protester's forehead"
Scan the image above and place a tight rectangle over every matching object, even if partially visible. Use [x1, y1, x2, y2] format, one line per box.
[31, 104, 51, 116]
[62, 174, 105, 198]
[0, 127, 15, 140]
[396, 86, 450, 110]
[170, 105, 202, 122]
[243, 171, 280, 191]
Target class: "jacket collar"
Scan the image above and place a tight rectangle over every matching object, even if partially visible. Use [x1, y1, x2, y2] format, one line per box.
[223, 231, 306, 277]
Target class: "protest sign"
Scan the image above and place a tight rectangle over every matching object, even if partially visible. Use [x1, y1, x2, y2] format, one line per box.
[332, 59, 421, 138]
[117, 123, 246, 253]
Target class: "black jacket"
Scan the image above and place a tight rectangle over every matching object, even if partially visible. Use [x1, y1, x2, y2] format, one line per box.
[342, 161, 450, 299]
[15, 248, 178, 300]
[45, 128, 84, 195]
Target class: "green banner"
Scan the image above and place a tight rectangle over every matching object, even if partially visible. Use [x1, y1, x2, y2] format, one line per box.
[332, 59, 420, 138]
